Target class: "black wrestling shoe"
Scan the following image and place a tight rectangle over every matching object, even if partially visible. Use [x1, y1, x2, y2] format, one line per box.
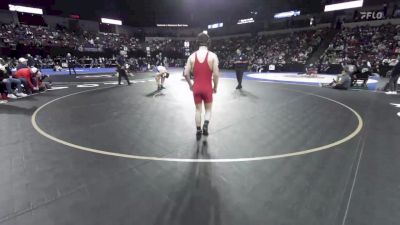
[202, 124, 209, 136]
[236, 85, 242, 90]
[161, 86, 166, 89]
[196, 129, 202, 140]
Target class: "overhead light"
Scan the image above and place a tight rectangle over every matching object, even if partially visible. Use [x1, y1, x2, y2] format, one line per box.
[9, 4, 43, 15]
[274, 10, 301, 19]
[207, 23, 223, 29]
[324, 0, 363, 12]
[237, 18, 255, 24]
[101, 18, 122, 25]
[156, 24, 189, 27]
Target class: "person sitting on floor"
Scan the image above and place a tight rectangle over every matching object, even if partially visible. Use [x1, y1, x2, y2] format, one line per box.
[37, 73, 51, 92]
[53, 63, 62, 72]
[305, 63, 318, 77]
[320, 66, 352, 90]
[351, 60, 371, 87]
[0, 64, 27, 99]
[14, 67, 40, 94]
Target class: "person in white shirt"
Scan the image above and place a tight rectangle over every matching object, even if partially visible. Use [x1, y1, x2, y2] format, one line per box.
[155, 65, 169, 91]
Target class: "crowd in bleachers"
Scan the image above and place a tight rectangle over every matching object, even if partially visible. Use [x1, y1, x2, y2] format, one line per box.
[126, 29, 326, 70]
[319, 24, 400, 74]
[0, 23, 144, 51]
[1, 22, 326, 70]
[2, 21, 400, 103]
[0, 55, 114, 70]
[212, 29, 326, 70]
[2, 21, 400, 71]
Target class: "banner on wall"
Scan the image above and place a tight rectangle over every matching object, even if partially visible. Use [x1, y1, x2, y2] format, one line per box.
[80, 47, 103, 52]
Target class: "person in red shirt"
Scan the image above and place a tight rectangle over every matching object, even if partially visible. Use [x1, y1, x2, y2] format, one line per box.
[184, 33, 220, 137]
[15, 67, 40, 94]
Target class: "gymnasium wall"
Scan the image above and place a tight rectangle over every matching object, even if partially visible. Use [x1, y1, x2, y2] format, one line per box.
[79, 19, 100, 33]
[43, 15, 69, 28]
[0, 9, 16, 24]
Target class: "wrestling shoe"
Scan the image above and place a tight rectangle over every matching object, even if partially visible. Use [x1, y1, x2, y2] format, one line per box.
[196, 129, 202, 140]
[16, 92, 28, 97]
[7, 94, 17, 99]
[202, 122, 209, 136]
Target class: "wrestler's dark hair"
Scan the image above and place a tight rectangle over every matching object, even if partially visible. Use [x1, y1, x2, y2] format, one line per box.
[197, 32, 211, 47]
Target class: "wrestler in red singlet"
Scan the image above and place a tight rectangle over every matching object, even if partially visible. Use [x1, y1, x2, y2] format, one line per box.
[193, 52, 213, 104]
[184, 32, 220, 138]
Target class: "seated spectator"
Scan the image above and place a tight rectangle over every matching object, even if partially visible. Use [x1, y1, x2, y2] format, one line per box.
[0, 57, 14, 75]
[0, 64, 27, 99]
[351, 60, 372, 87]
[305, 63, 318, 77]
[53, 63, 62, 71]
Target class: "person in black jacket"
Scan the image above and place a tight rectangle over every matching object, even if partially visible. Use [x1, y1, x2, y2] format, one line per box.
[116, 51, 131, 86]
[352, 60, 371, 87]
[386, 59, 400, 95]
[66, 53, 77, 75]
[233, 49, 248, 90]
[26, 54, 35, 67]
